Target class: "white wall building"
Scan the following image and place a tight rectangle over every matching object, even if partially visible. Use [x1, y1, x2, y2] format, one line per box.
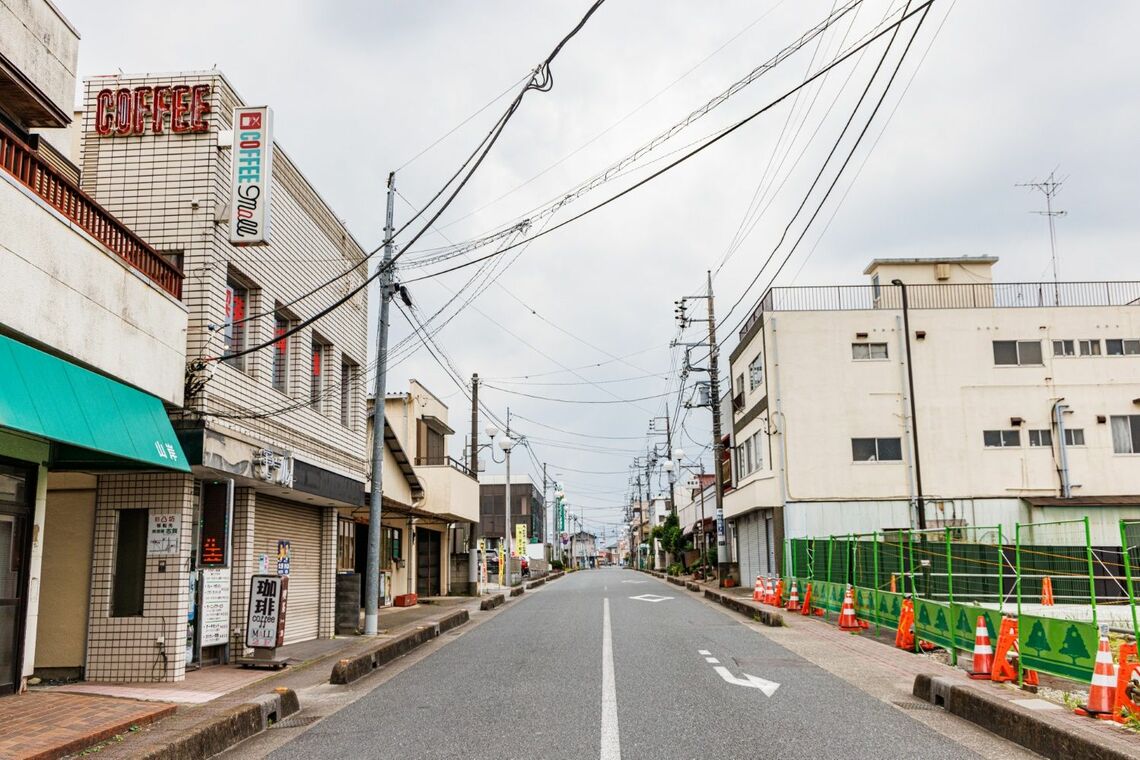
[723, 257, 1140, 584]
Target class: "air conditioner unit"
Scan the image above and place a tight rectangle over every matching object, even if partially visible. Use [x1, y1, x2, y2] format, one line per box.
[935, 263, 951, 280]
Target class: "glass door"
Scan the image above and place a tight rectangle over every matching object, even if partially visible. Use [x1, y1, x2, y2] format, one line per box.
[0, 462, 34, 695]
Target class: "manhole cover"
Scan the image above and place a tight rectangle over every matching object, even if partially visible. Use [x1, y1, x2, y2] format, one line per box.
[891, 700, 940, 711]
[270, 715, 320, 729]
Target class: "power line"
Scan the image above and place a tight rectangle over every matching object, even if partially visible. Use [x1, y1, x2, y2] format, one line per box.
[482, 384, 674, 405]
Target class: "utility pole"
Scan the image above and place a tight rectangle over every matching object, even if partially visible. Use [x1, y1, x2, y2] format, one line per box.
[665, 408, 676, 517]
[468, 373, 480, 595]
[892, 280, 927, 531]
[503, 407, 512, 587]
[706, 270, 729, 585]
[1017, 172, 1066, 305]
[365, 171, 396, 636]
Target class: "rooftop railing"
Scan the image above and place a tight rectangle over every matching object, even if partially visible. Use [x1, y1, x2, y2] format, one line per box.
[740, 281, 1140, 338]
[0, 121, 182, 299]
[414, 456, 477, 480]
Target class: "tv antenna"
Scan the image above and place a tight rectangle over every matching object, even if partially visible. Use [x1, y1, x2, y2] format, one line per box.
[1017, 170, 1067, 305]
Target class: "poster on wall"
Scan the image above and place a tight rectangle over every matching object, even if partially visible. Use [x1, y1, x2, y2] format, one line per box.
[147, 511, 181, 556]
[515, 524, 527, 558]
[200, 568, 231, 647]
[246, 574, 288, 649]
[277, 540, 291, 575]
[228, 106, 273, 246]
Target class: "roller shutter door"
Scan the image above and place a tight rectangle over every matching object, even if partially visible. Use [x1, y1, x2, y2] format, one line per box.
[738, 513, 760, 586]
[254, 497, 323, 644]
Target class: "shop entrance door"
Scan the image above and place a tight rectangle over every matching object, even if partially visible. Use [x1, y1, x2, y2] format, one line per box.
[0, 462, 34, 695]
[416, 528, 441, 598]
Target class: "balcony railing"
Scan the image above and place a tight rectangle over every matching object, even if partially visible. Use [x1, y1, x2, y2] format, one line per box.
[414, 456, 477, 480]
[0, 121, 182, 299]
[740, 281, 1140, 338]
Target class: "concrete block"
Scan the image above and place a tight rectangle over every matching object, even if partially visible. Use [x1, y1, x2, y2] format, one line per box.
[509, 586, 525, 597]
[480, 594, 505, 611]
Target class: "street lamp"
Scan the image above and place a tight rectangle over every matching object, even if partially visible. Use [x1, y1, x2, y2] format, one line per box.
[497, 434, 517, 586]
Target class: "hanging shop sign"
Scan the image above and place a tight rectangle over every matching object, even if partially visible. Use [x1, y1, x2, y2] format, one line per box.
[147, 510, 181, 556]
[246, 574, 288, 649]
[94, 84, 211, 136]
[515, 524, 527, 558]
[200, 568, 231, 647]
[228, 106, 274, 246]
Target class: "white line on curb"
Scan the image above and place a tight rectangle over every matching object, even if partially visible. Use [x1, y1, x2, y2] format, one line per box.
[601, 597, 621, 760]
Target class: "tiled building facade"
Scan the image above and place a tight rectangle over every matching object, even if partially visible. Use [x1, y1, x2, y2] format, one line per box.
[78, 71, 371, 679]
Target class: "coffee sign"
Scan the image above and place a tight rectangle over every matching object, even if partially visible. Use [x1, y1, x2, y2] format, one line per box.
[94, 85, 211, 136]
[228, 106, 273, 246]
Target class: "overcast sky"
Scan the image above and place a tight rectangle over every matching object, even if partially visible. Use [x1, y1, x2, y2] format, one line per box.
[60, 1, 1140, 539]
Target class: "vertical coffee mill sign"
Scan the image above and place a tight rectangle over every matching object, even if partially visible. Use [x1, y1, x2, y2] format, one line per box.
[244, 574, 288, 668]
[228, 106, 273, 245]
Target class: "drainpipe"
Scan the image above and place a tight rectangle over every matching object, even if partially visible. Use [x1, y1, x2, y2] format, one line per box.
[1054, 400, 1072, 498]
[770, 317, 789, 553]
[896, 315, 918, 511]
[892, 280, 927, 531]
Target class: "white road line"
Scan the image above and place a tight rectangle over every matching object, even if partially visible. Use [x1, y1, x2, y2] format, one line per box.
[601, 598, 621, 760]
[705, 657, 719, 664]
[698, 649, 711, 656]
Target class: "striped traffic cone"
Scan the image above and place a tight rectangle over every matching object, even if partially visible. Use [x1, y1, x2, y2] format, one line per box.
[785, 580, 800, 611]
[772, 578, 784, 607]
[966, 616, 994, 680]
[1077, 625, 1117, 719]
[800, 583, 813, 616]
[752, 575, 764, 602]
[838, 585, 861, 631]
[1041, 577, 1055, 606]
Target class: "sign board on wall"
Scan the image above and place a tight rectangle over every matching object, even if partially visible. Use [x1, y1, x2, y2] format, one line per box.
[515, 524, 527, 558]
[147, 511, 181, 556]
[199, 480, 232, 567]
[94, 84, 211, 136]
[246, 574, 288, 649]
[199, 568, 231, 647]
[228, 106, 273, 246]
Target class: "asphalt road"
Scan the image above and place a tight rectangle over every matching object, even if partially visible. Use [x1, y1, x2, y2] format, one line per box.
[267, 569, 986, 760]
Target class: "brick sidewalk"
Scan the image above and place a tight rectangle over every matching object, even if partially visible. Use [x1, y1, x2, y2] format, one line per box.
[0, 692, 175, 760]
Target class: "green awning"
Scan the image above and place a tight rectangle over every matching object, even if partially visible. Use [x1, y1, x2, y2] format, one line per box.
[0, 334, 189, 472]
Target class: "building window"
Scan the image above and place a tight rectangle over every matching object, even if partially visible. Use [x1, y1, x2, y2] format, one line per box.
[310, 337, 328, 412]
[1111, 415, 1140, 454]
[872, 274, 881, 302]
[1052, 340, 1075, 357]
[337, 519, 355, 572]
[223, 279, 250, 371]
[983, 430, 1021, 448]
[340, 358, 358, 429]
[992, 340, 1042, 366]
[1028, 429, 1052, 447]
[851, 437, 902, 462]
[272, 313, 290, 393]
[1064, 429, 1085, 446]
[1106, 339, 1140, 356]
[1080, 339, 1102, 356]
[852, 342, 888, 360]
[748, 354, 763, 390]
[111, 509, 147, 617]
[382, 526, 402, 564]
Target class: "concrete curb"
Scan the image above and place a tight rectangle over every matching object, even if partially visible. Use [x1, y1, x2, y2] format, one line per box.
[330, 609, 469, 685]
[509, 586, 525, 598]
[685, 581, 700, 592]
[702, 588, 785, 627]
[525, 578, 546, 589]
[480, 594, 505, 611]
[666, 576, 685, 587]
[912, 674, 1138, 760]
[135, 688, 299, 760]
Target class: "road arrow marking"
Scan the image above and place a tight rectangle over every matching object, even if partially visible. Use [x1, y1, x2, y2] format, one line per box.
[629, 594, 672, 603]
[711, 665, 780, 697]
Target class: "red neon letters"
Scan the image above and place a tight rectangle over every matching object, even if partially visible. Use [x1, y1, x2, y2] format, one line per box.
[95, 84, 211, 136]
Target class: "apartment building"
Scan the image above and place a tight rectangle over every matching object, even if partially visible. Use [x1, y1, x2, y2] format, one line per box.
[77, 70, 370, 678]
[723, 257, 1140, 584]
[480, 474, 545, 550]
[0, 1, 191, 692]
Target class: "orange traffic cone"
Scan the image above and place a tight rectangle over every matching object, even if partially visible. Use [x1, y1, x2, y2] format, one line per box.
[800, 583, 813, 616]
[1111, 642, 1140, 724]
[1041, 577, 1055, 606]
[966, 616, 994, 680]
[991, 617, 1019, 683]
[889, 574, 897, 593]
[895, 598, 915, 651]
[752, 575, 763, 602]
[1076, 625, 1117, 719]
[785, 580, 800, 611]
[772, 578, 784, 607]
[838, 585, 861, 631]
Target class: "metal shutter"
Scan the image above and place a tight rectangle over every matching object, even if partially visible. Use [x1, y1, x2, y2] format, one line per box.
[738, 513, 761, 586]
[754, 511, 770, 578]
[765, 514, 776, 575]
[254, 497, 323, 644]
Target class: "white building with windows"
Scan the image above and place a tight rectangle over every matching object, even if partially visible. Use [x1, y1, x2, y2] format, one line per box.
[722, 256, 1140, 583]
